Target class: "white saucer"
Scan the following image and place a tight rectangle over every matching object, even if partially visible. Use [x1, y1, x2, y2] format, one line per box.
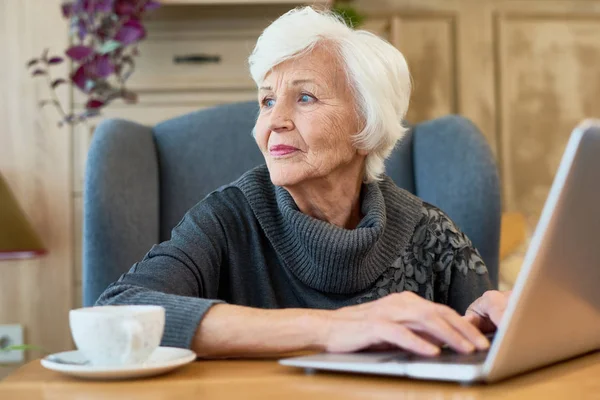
[41, 347, 197, 380]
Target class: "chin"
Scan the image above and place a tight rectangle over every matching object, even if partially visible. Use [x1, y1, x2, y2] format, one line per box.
[267, 163, 306, 187]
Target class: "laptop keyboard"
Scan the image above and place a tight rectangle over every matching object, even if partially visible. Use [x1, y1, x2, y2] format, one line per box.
[387, 348, 488, 364]
[385, 333, 495, 365]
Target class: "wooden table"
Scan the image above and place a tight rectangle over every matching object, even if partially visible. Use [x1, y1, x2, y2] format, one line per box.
[1, 352, 599, 399]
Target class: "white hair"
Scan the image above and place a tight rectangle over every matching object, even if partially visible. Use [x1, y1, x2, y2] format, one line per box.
[248, 6, 411, 183]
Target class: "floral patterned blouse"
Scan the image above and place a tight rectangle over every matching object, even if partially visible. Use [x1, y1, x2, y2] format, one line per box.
[357, 202, 491, 313]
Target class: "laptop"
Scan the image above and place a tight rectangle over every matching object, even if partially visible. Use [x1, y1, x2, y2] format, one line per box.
[280, 120, 600, 383]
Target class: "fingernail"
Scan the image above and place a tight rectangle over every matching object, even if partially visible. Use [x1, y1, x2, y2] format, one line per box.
[476, 336, 490, 349]
[462, 341, 475, 352]
[426, 345, 440, 355]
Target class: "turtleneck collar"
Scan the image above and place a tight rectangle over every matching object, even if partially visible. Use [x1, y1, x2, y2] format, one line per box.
[235, 165, 422, 294]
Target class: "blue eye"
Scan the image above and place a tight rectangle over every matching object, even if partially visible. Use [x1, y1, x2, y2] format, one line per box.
[263, 98, 275, 108]
[300, 94, 313, 103]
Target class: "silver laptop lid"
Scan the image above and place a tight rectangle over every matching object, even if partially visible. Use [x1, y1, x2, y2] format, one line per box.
[483, 120, 600, 382]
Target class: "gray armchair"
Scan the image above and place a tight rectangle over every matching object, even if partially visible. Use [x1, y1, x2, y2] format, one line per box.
[83, 101, 501, 307]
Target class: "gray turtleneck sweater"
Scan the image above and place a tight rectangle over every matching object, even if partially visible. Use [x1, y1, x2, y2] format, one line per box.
[96, 165, 491, 349]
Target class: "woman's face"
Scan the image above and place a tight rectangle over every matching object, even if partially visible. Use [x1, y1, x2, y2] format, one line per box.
[254, 44, 365, 187]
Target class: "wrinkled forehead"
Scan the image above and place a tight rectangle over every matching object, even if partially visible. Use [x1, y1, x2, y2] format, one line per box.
[261, 44, 349, 92]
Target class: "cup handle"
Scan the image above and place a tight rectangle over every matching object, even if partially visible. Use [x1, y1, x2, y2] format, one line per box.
[120, 320, 144, 365]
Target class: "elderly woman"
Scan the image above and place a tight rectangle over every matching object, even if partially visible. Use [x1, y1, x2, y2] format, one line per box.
[97, 7, 510, 357]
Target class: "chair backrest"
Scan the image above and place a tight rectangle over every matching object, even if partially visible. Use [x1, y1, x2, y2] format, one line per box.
[153, 102, 264, 242]
[83, 101, 500, 306]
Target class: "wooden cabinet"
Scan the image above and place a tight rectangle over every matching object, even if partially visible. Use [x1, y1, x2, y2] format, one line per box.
[159, 0, 331, 4]
[496, 11, 600, 222]
[357, 0, 600, 230]
[125, 23, 261, 92]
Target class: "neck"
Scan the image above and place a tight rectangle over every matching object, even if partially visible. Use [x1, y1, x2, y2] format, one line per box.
[284, 161, 365, 229]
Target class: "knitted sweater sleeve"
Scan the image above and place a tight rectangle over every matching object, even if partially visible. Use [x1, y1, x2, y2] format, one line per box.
[95, 192, 230, 349]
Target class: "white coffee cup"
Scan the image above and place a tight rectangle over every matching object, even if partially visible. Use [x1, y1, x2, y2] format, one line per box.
[69, 305, 165, 367]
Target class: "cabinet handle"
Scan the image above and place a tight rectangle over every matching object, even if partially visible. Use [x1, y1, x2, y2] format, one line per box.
[173, 54, 221, 64]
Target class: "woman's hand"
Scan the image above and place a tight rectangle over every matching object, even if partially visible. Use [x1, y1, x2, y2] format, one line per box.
[464, 290, 512, 333]
[319, 292, 491, 356]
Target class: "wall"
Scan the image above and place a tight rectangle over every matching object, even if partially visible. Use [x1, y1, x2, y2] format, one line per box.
[0, 0, 72, 378]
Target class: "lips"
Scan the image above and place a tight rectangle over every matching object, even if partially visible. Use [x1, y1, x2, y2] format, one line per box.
[269, 145, 299, 156]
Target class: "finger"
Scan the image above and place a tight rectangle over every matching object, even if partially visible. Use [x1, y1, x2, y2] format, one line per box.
[488, 303, 508, 328]
[404, 315, 474, 353]
[422, 304, 485, 352]
[377, 322, 440, 356]
[463, 314, 480, 326]
[468, 291, 509, 330]
[462, 314, 497, 334]
[416, 331, 445, 347]
[465, 301, 482, 318]
[390, 299, 479, 353]
[465, 292, 491, 319]
[489, 291, 511, 326]
[366, 343, 399, 352]
[410, 317, 476, 354]
[443, 310, 490, 350]
[463, 313, 485, 330]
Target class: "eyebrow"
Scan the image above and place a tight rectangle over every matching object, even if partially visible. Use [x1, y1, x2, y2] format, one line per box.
[259, 79, 316, 91]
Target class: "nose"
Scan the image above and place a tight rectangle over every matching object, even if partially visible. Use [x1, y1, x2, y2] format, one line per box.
[268, 100, 294, 133]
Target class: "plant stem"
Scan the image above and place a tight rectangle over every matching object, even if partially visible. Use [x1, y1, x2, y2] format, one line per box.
[44, 69, 69, 121]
